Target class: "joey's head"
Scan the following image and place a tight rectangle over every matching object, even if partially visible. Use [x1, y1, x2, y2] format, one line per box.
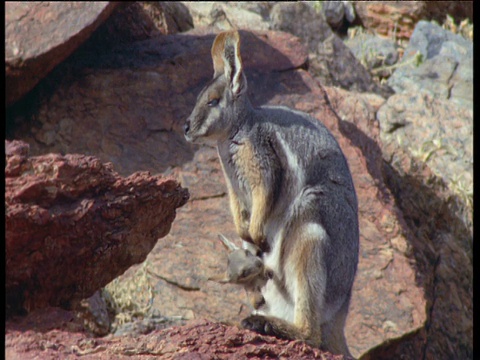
[184, 30, 248, 143]
[227, 249, 264, 284]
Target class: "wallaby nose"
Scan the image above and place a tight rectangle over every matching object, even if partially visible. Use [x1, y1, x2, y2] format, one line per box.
[183, 120, 190, 134]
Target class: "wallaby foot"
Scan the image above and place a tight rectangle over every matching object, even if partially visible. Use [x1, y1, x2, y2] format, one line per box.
[242, 314, 288, 339]
[241, 314, 312, 343]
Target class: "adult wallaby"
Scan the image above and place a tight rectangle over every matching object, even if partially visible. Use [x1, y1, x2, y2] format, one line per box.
[184, 30, 359, 357]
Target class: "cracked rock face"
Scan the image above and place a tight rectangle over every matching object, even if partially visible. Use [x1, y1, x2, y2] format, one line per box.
[5, 140, 189, 314]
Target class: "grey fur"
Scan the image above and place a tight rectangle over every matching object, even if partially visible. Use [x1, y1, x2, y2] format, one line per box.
[184, 31, 358, 356]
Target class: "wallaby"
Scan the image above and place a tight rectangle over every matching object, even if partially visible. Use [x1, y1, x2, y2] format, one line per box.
[184, 30, 359, 357]
[209, 234, 273, 310]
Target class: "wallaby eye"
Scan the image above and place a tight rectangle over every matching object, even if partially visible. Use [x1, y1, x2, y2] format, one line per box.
[207, 98, 220, 107]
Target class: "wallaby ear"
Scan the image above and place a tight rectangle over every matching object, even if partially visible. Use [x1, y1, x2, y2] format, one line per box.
[211, 31, 246, 96]
[211, 32, 228, 78]
[218, 233, 239, 251]
[222, 31, 246, 97]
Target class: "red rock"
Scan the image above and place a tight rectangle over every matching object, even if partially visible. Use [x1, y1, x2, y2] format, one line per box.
[140, 2, 194, 35]
[324, 86, 473, 359]
[353, 2, 425, 40]
[83, 2, 194, 50]
[5, 2, 119, 106]
[353, 1, 473, 41]
[5, 311, 350, 360]
[5, 140, 189, 314]
[9, 28, 308, 177]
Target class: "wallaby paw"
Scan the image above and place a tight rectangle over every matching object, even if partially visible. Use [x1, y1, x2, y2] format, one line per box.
[248, 225, 265, 247]
[236, 224, 252, 243]
[241, 315, 274, 336]
[240, 233, 254, 244]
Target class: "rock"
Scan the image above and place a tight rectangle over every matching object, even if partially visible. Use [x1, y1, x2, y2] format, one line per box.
[5, 2, 119, 106]
[377, 93, 473, 216]
[376, 89, 473, 342]
[8, 29, 308, 177]
[5, 140, 189, 314]
[322, 1, 356, 30]
[387, 20, 473, 109]
[75, 290, 111, 336]
[448, 57, 473, 109]
[378, 132, 473, 360]
[270, 2, 393, 98]
[422, 1, 473, 25]
[184, 2, 273, 31]
[353, 1, 473, 41]
[402, 20, 472, 62]
[81, 3, 169, 48]
[353, 1, 426, 40]
[270, 2, 333, 53]
[140, 2, 194, 34]
[111, 315, 186, 337]
[330, 86, 472, 359]
[5, 312, 349, 359]
[344, 33, 398, 77]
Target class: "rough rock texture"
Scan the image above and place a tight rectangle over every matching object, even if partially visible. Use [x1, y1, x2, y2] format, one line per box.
[80, 3, 166, 48]
[269, 2, 393, 98]
[353, 1, 473, 40]
[326, 86, 472, 360]
[5, 311, 349, 359]
[76, 290, 112, 336]
[344, 33, 398, 78]
[378, 93, 473, 224]
[375, 28, 474, 356]
[9, 29, 307, 177]
[83, 2, 194, 49]
[387, 20, 473, 110]
[6, 140, 189, 314]
[184, 2, 273, 31]
[322, 0, 356, 30]
[376, 94, 473, 360]
[140, 2, 194, 35]
[5, 2, 119, 106]
[183, 2, 392, 98]
[378, 151, 473, 360]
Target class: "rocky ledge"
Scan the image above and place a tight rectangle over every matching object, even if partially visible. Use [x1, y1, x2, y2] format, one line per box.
[6, 140, 189, 314]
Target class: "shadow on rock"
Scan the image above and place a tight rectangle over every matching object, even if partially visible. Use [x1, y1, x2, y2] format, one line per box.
[337, 118, 472, 359]
[7, 28, 310, 177]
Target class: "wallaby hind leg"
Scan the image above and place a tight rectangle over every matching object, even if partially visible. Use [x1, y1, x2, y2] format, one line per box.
[321, 298, 353, 358]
